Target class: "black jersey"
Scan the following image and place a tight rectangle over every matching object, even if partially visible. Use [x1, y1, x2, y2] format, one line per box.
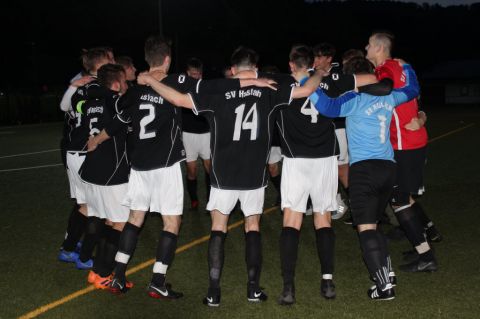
[79, 86, 129, 185]
[319, 63, 356, 129]
[191, 80, 293, 190]
[275, 74, 338, 159]
[111, 74, 240, 171]
[66, 81, 100, 152]
[182, 108, 209, 134]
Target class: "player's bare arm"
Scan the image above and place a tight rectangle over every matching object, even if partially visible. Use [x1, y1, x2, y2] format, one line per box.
[87, 129, 111, 152]
[291, 69, 325, 99]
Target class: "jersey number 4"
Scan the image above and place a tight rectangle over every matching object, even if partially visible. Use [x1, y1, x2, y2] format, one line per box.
[233, 103, 258, 141]
[300, 100, 319, 123]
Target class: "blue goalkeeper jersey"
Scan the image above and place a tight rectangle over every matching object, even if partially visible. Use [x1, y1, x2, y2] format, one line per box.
[309, 64, 419, 165]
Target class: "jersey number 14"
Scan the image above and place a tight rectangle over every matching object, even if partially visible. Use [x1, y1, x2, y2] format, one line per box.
[233, 103, 258, 141]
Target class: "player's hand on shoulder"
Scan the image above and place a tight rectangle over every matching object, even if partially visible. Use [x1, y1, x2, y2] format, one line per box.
[72, 75, 94, 88]
[255, 78, 278, 90]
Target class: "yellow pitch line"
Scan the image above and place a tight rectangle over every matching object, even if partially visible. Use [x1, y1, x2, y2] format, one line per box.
[428, 123, 475, 143]
[19, 206, 278, 319]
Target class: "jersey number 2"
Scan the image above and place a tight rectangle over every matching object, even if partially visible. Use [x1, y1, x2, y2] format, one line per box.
[139, 104, 156, 139]
[233, 103, 258, 141]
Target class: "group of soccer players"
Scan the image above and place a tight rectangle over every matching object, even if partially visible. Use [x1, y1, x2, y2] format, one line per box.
[57, 31, 441, 306]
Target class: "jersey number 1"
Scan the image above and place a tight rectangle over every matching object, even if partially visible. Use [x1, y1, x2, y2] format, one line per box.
[378, 115, 387, 143]
[233, 103, 258, 141]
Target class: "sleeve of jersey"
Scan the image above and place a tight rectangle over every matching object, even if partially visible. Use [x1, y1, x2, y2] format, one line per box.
[71, 89, 87, 115]
[376, 64, 395, 81]
[391, 64, 420, 106]
[190, 93, 215, 115]
[198, 79, 240, 94]
[310, 89, 359, 118]
[60, 86, 77, 112]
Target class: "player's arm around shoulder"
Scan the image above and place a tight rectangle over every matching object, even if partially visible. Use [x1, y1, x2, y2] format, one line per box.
[391, 64, 420, 106]
[138, 72, 194, 109]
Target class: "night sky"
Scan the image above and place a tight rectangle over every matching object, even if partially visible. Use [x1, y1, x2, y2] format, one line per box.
[1, 0, 479, 88]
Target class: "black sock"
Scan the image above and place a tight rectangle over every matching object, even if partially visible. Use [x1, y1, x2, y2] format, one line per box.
[377, 231, 394, 275]
[152, 231, 178, 287]
[395, 206, 434, 262]
[208, 231, 227, 291]
[205, 172, 211, 200]
[412, 202, 433, 230]
[114, 222, 141, 280]
[186, 178, 198, 201]
[245, 231, 262, 289]
[96, 227, 121, 277]
[92, 224, 111, 274]
[358, 229, 390, 290]
[280, 227, 300, 287]
[62, 205, 87, 252]
[270, 174, 281, 196]
[315, 227, 335, 277]
[79, 217, 105, 262]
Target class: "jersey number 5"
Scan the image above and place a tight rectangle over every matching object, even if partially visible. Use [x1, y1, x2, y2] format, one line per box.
[233, 103, 258, 141]
[139, 104, 156, 139]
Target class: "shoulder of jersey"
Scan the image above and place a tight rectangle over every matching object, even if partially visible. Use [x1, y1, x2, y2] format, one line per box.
[329, 63, 344, 81]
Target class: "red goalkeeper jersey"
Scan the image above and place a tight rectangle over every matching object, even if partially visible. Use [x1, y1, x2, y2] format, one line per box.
[375, 59, 428, 150]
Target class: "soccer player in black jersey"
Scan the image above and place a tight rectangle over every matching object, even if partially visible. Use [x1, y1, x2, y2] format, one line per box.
[79, 64, 131, 289]
[275, 45, 340, 304]
[58, 48, 110, 268]
[88, 37, 267, 300]
[137, 46, 324, 307]
[182, 58, 212, 210]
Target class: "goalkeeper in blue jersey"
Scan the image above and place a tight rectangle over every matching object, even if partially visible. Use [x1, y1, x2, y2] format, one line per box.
[309, 58, 419, 300]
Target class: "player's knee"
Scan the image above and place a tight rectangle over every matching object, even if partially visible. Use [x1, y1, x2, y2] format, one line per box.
[313, 212, 332, 229]
[391, 189, 410, 207]
[244, 215, 261, 232]
[186, 162, 197, 179]
[128, 211, 146, 227]
[163, 216, 181, 235]
[268, 163, 279, 177]
[112, 221, 126, 231]
[282, 208, 303, 230]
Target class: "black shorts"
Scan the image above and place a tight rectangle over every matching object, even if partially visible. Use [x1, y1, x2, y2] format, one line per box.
[392, 147, 426, 205]
[349, 160, 396, 226]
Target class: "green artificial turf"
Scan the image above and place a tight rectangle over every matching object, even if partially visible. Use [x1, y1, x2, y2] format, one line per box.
[1, 105, 479, 319]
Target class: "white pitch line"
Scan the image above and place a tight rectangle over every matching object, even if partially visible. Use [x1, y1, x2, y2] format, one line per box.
[0, 163, 63, 173]
[0, 148, 60, 159]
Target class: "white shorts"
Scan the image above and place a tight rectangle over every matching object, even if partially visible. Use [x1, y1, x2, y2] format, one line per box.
[207, 187, 265, 217]
[183, 132, 211, 162]
[268, 146, 282, 165]
[335, 128, 349, 165]
[66, 152, 87, 204]
[123, 163, 184, 215]
[85, 183, 129, 222]
[281, 156, 338, 214]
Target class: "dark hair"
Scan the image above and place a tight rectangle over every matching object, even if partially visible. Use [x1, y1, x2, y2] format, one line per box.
[289, 45, 314, 69]
[230, 46, 259, 69]
[144, 35, 171, 67]
[98, 64, 125, 88]
[186, 57, 203, 71]
[260, 65, 281, 74]
[81, 48, 110, 73]
[343, 57, 374, 75]
[342, 49, 364, 64]
[313, 43, 336, 58]
[116, 56, 134, 68]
